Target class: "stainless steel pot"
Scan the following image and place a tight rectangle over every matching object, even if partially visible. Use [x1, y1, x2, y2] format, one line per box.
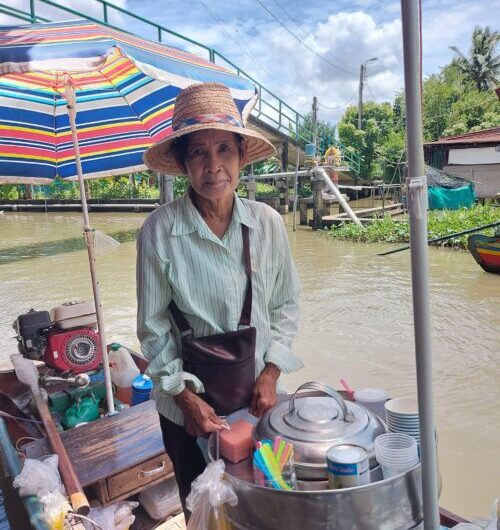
[254, 382, 386, 479]
[208, 436, 423, 530]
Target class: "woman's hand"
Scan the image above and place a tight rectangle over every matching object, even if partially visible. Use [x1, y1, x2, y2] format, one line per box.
[174, 388, 225, 436]
[249, 363, 281, 417]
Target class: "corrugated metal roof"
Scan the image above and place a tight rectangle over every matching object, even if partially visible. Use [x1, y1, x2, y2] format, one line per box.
[425, 127, 500, 146]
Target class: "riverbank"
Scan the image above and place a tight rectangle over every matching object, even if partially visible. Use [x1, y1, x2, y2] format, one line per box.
[326, 204, 499, 249]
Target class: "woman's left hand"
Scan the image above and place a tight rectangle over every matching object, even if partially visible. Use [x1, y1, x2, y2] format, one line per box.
[250, 363, 281, 417]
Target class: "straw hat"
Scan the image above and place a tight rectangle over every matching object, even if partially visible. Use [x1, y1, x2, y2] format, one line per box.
[144, 82, 276, 175]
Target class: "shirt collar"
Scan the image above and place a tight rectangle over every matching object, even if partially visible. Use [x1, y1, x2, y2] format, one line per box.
[172, 190, 255, 237]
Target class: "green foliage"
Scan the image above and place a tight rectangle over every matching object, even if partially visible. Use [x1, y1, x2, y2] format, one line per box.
[376, 130, 406, 183]
[173, 176, 189, 198]
[422, 68, 463, 141]
[442, 89, 500, 136]
[252, 157, 281, 175]
[0, 185, 21, 199]
[255, 182, 278, 197]
[35, 178, 79, 199]
[327, 205, 500, 249]
[339, 102, 398, 179]
[449, 26, 499, 91]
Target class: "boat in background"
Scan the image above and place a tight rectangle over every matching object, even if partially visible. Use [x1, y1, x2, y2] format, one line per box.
[467, 233, 500, 274]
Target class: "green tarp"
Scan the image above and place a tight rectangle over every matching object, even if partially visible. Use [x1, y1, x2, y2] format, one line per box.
[428, 184, 476, 210]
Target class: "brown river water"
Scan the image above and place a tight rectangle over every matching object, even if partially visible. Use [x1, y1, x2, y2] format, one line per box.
[0, 210, 498, 518]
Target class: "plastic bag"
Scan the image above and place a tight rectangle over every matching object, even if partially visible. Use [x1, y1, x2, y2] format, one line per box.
[139, 477, 181, 520]
[13, 455, 64, 497]
[39, 490, 71, 530]
[83, 501, 138, 530]
[186, 460, 237, 530]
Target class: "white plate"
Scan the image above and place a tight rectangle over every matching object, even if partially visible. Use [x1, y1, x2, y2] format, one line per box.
[385, 398, 419, 415]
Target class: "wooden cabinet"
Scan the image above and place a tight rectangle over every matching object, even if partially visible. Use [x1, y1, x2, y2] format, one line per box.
[25, 401, 175, 506]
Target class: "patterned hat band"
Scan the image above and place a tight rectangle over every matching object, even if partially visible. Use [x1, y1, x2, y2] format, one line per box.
[173, 113, 244, 131]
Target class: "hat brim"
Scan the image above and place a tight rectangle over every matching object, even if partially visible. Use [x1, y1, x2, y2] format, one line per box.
[143, 122, 276, 175]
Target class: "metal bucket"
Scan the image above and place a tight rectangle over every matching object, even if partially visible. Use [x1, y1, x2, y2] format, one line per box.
[208, 439, 423, 530]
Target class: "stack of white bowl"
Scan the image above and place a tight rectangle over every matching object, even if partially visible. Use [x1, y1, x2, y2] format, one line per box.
[384, 398, 420, 444]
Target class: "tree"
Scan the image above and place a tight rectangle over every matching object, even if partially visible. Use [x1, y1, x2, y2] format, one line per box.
[422, 66, 463, 141]
[339, 102, 398, 179]
[442, 89, 500, 136]
[450, 25, 500, 91]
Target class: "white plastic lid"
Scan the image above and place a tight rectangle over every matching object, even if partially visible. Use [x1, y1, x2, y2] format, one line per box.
[354, 388, 388, 402]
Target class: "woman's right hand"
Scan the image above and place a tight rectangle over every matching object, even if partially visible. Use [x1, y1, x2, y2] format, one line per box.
[174, 388, 225, 436]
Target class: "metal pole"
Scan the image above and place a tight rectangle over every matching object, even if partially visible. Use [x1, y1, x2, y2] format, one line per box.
[312, 96, 318, 145]
[314, 167, 362, 227]
[158, 174, 174, 205]
[292, 148, 300, 231]
[401, 1, 440, 528]
[358, 64, 364, 130]
[65, 81, 115, 416]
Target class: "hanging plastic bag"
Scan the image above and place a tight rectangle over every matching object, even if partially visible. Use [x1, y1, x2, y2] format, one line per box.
[13, 455, 64, 497]
[186, 460, 237, 530]
[82, 500, 139, 530]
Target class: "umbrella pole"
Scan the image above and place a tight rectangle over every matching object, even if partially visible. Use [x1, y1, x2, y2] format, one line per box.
[65, 81, 116, 415]
[400, 1, 440, 528]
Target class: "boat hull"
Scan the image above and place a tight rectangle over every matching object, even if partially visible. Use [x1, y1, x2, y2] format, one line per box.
[467, 234, 500, 274]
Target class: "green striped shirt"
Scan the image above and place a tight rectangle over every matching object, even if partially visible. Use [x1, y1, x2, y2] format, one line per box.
[136, 192, 302, 425]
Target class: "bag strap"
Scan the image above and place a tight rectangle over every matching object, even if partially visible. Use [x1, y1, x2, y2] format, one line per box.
[168, 223, 253, 334]
[238, 224, 252, 328]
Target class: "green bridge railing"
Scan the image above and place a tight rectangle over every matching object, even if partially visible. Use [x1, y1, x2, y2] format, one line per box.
[0, 0, 361, 174]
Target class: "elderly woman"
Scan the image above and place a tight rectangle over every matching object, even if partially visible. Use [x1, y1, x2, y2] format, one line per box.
[137, 82, 302, 511]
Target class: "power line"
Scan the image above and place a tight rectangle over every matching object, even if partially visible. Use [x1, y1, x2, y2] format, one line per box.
[252, 0, 356, 77]
[196, 0, 285, 89]
[268, 0, 355, 74]
[317, 95, 357, 111]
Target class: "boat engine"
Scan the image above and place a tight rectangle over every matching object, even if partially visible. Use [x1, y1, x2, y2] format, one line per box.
[13, 301, 102, 374]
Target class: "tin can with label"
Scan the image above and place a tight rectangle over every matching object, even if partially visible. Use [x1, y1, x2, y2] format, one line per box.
[326, 443, 370, 489]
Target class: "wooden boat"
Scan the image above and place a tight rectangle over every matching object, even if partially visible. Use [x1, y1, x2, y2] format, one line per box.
[467, 233, 500, 274]
[0, 352, 471, 530]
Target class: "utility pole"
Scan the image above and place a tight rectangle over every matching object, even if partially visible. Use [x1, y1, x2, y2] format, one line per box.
[357, 65, 364, 130]
[312, 96, 318, 145]
[358, 57, 378, 129]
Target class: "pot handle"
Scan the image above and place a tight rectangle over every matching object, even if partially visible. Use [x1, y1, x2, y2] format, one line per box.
[288, 382, 354, 422]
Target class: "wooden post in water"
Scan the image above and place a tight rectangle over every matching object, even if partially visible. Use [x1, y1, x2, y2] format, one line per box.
[299, 199, 308, 225]
[312, 176, 324, 230]
[277, 178, 289, 213]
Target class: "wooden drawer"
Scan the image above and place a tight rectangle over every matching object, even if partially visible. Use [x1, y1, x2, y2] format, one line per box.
[107, 453, 173, 500]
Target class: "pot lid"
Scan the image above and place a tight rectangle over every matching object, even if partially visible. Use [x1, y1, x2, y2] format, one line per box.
[254, 382, 386, 475]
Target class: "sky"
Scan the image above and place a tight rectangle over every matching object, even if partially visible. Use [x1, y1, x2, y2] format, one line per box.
[1, 0, 499, 122]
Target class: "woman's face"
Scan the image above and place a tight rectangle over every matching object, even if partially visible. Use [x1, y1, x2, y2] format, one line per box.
[183, 130, 246, 203]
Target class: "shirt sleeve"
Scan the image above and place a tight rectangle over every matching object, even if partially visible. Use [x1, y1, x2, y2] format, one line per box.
[136, 228, 204, 396]
[264, 219, 303, 374]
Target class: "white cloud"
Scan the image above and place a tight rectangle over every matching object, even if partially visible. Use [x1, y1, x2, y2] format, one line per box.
[2, 0, 495, 125]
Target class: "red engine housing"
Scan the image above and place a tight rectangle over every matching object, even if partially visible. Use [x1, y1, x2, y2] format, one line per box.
[44, 328, 102, 373]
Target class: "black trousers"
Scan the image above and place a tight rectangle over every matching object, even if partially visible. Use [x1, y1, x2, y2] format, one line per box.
[159, 414, 207, 517]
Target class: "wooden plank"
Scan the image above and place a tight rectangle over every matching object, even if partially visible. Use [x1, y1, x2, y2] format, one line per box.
[24, 401, 165, 487]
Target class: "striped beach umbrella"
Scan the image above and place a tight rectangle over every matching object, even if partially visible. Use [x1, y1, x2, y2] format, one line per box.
[0, 19, 258, 184]
[0, 19, 259, 416]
